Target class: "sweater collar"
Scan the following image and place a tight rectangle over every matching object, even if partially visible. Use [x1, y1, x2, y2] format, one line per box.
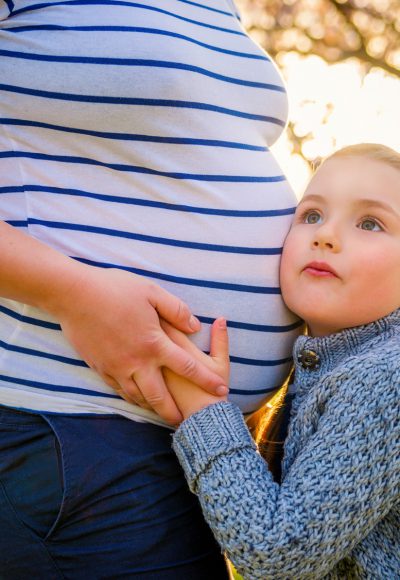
[293, 307, 400, 379]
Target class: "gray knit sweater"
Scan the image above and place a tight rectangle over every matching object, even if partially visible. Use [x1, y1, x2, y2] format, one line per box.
[173, 309, 400, 579]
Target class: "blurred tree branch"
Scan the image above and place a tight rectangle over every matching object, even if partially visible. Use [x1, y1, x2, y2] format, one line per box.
[237, 0, 400, 75]
[236, 0, 400, 165]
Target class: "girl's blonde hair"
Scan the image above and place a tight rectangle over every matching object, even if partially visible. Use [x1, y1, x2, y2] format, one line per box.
[321, 142, 400, 171]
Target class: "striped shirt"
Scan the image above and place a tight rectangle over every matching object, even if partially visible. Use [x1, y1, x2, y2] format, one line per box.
[0, 0, 301, 427]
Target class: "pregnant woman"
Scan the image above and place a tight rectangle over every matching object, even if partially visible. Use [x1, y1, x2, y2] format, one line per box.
[0, 1, 300, 577]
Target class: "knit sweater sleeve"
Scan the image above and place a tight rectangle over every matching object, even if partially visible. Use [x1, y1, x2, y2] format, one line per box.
[172, 369, 400, 579]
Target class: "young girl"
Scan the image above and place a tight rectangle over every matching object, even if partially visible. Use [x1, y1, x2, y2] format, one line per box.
[163, 143, 400, 579]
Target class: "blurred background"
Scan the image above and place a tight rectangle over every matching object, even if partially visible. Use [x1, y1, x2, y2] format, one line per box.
[236, 0, 400, 197]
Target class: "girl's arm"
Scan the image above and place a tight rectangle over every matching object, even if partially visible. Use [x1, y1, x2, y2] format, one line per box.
[0, 220, 226, 424]
[169, 326, 399, 579]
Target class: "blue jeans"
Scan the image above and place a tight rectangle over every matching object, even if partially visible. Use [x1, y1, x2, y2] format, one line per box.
[0, 406, 229, 579]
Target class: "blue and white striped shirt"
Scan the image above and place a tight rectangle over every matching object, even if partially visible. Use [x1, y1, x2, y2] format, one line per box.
[0, 0, 301, 426]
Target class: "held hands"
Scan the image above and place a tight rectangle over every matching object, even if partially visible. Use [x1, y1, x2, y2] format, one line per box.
[52, 265, 228, 425]
[161, 318, 230, 421]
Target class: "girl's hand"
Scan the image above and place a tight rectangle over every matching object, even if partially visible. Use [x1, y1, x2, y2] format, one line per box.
[161, 318, 230, 421]
[51, 265, 228, 425]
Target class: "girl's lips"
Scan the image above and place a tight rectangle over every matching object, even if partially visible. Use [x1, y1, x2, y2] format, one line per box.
[302, 261, 339, 278]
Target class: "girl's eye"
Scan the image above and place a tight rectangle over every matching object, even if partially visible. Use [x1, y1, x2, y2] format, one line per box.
[358, 218, 383, 232]
[303, 210, 322, 225]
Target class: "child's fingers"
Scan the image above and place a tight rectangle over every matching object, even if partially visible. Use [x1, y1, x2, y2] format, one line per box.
[210, 318, 230, 371]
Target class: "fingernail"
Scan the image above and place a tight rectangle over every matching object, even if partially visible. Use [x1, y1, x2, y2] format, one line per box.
[189, 315, 201, 331]
[216, 385, 229, 396]
[218, 317, 227, 329]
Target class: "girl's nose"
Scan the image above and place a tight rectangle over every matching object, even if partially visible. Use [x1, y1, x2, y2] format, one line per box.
[312, 225, 341, 252]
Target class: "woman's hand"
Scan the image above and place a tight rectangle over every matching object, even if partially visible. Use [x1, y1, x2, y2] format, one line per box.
[161, 318, 230, 421]
[0, 222, 227, 424]
[51, 266, 228, 425]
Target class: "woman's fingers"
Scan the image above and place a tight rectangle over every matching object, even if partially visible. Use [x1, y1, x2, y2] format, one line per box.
[164, 316, 229, 365]
[161, 317, 230, 389]
[163, 338, 228, 396]
[102, 373, 121, 390]
[151, 285, 201, 334]
[104, 317, 229, 421]
[160, 319, 209, 362]
[120, 369, 183, 425]
[102, 373, 143, 406]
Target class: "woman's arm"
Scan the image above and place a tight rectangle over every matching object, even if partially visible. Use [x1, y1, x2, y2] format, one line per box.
[170, 343, 400, 578]
[0, 220, 227, 423]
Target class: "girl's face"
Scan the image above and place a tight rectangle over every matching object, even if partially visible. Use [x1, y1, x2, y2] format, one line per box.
[280, 156, 400, 337]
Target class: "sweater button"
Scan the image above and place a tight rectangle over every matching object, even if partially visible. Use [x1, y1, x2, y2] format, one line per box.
[298, 349, 320, 370]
